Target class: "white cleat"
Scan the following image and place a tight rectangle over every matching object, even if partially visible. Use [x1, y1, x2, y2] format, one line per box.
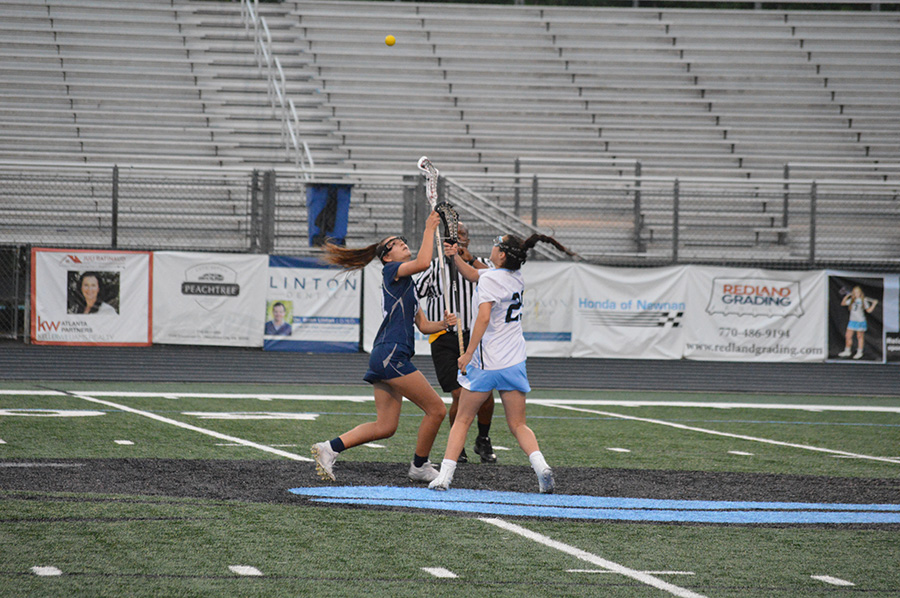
[311, 442, 337, 482]
[537, 467, 555, 494]
[837, 348, 852, 357]
[408, 460, 440, 483]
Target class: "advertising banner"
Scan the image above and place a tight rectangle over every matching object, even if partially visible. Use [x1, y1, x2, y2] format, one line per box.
[363, 260, 431, 355]
[31, 248, 151, 346]
[572, 264, 688, 359]
[520, 261, 575, 357]
[682, 267, 826, 362]
[152, 252, 267, 347]
[825, 272, 899, 364]
[265, 255, 360, 352]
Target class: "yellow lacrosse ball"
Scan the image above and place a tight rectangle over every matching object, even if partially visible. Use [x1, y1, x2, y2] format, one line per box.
[385, 35, 396, 46]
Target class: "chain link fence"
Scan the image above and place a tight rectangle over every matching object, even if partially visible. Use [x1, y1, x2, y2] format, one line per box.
[0, 246, 25, 340]
[1, 163, 898, 270]
[2, 163, 897, 340]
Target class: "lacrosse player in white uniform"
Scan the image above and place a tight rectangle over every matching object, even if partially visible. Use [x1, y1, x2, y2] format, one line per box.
[838, 285, 878, 360]
[429, 232, 575, 494]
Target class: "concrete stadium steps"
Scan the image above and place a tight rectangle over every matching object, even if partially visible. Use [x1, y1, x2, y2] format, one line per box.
[283, 0, 899, 181]
[0, 0, 342, 170]
[176, 0, 343, 168]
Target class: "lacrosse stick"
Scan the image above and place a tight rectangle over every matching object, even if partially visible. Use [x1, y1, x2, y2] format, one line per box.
[417, 156, 464, 356]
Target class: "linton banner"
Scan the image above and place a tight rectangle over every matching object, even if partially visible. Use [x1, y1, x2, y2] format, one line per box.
[152, 251, 267, 347]
[264, 255, 360, 352]
[682, 267, 826, 362]
[31, 248, 151, 346]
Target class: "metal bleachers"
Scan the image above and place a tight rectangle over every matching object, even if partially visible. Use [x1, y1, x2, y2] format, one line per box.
[0, 0, 897, 263]
[285, 0, 899, 180]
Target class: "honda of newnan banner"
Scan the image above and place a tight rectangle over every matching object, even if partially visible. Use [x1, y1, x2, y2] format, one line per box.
[572, 264, 688, 359]
[682, 267, 826, 362]
[31, 248, 151, 346]
[153, 252, 267, 347]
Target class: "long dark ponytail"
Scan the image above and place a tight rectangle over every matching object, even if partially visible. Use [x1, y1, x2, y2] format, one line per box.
[322, 240, 382, 271]
[497, 234, 576, 271]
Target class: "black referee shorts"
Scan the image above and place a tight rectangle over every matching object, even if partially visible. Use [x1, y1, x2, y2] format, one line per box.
[430, 330, 470, 393]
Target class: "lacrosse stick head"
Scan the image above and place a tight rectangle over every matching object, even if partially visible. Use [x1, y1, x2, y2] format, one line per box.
[417, 156, 438, 177]
[417, 156, 440, 206]
[434, 201, 459, 244]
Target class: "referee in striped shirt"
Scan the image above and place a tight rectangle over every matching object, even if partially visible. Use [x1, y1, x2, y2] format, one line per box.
[415, 223, 497, 464]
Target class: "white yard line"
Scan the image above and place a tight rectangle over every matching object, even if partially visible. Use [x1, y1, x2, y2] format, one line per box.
[569, 569, 695, 576]
[421, 567, 458, 578]
[811, 575, 855, 587]
[482, 518, 707, 598]
[31, 566, 62, 577]
[9, 389, 900, 413]
[537, 402, 900, 465]
[229, 565, 263, 577]
[530, 399, 900, 413]
[70, 393, 313, 462]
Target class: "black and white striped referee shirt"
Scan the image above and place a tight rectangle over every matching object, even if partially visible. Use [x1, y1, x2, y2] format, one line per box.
[415, 256, 488, 334]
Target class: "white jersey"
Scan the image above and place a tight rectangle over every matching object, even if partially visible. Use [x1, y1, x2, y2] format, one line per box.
[468, 268, 526, 370]
[848, 297, 874, 323]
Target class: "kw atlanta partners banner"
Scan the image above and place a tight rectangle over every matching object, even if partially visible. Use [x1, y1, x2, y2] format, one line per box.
[31, 248, 151, 346]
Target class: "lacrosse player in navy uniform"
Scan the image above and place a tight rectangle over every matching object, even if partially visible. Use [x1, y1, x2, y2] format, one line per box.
[311, 211, 456, 484]
[429, 233, 574, 494]
[416, 222, 498, 464]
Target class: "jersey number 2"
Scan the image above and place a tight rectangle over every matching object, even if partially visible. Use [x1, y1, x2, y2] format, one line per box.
[505, 292, 522, 323]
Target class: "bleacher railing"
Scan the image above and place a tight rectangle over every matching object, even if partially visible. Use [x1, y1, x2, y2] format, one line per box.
[0, 161, 897, 271]
[241, 0, 314, 180]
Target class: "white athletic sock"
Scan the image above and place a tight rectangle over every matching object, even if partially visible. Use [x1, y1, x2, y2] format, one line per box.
[528, 450, 549, 473]
[439, 458, 457, 480]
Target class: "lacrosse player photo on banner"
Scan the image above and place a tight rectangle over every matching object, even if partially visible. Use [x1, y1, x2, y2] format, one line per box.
[827, 274, 886, 363]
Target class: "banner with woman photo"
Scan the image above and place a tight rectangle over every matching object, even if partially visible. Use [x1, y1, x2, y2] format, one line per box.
[30, 248, 151, 346]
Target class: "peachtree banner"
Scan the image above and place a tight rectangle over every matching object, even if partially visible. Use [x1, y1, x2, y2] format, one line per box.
[153, 252, 267, 347]
[572, 265, 688, 359]
[31, 248, 151, 346]
[265, 256, 360, 352]
[682, 267, 826, 362]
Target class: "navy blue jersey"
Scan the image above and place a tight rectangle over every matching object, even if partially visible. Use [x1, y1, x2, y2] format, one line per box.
[372, 261, 419, 354]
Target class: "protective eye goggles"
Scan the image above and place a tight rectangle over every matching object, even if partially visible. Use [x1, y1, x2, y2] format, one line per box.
[377, 236, 407, 260]
[494, 234, 526, 263]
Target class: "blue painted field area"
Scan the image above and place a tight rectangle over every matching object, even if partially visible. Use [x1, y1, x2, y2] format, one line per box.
[290, 486, 900, 525]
